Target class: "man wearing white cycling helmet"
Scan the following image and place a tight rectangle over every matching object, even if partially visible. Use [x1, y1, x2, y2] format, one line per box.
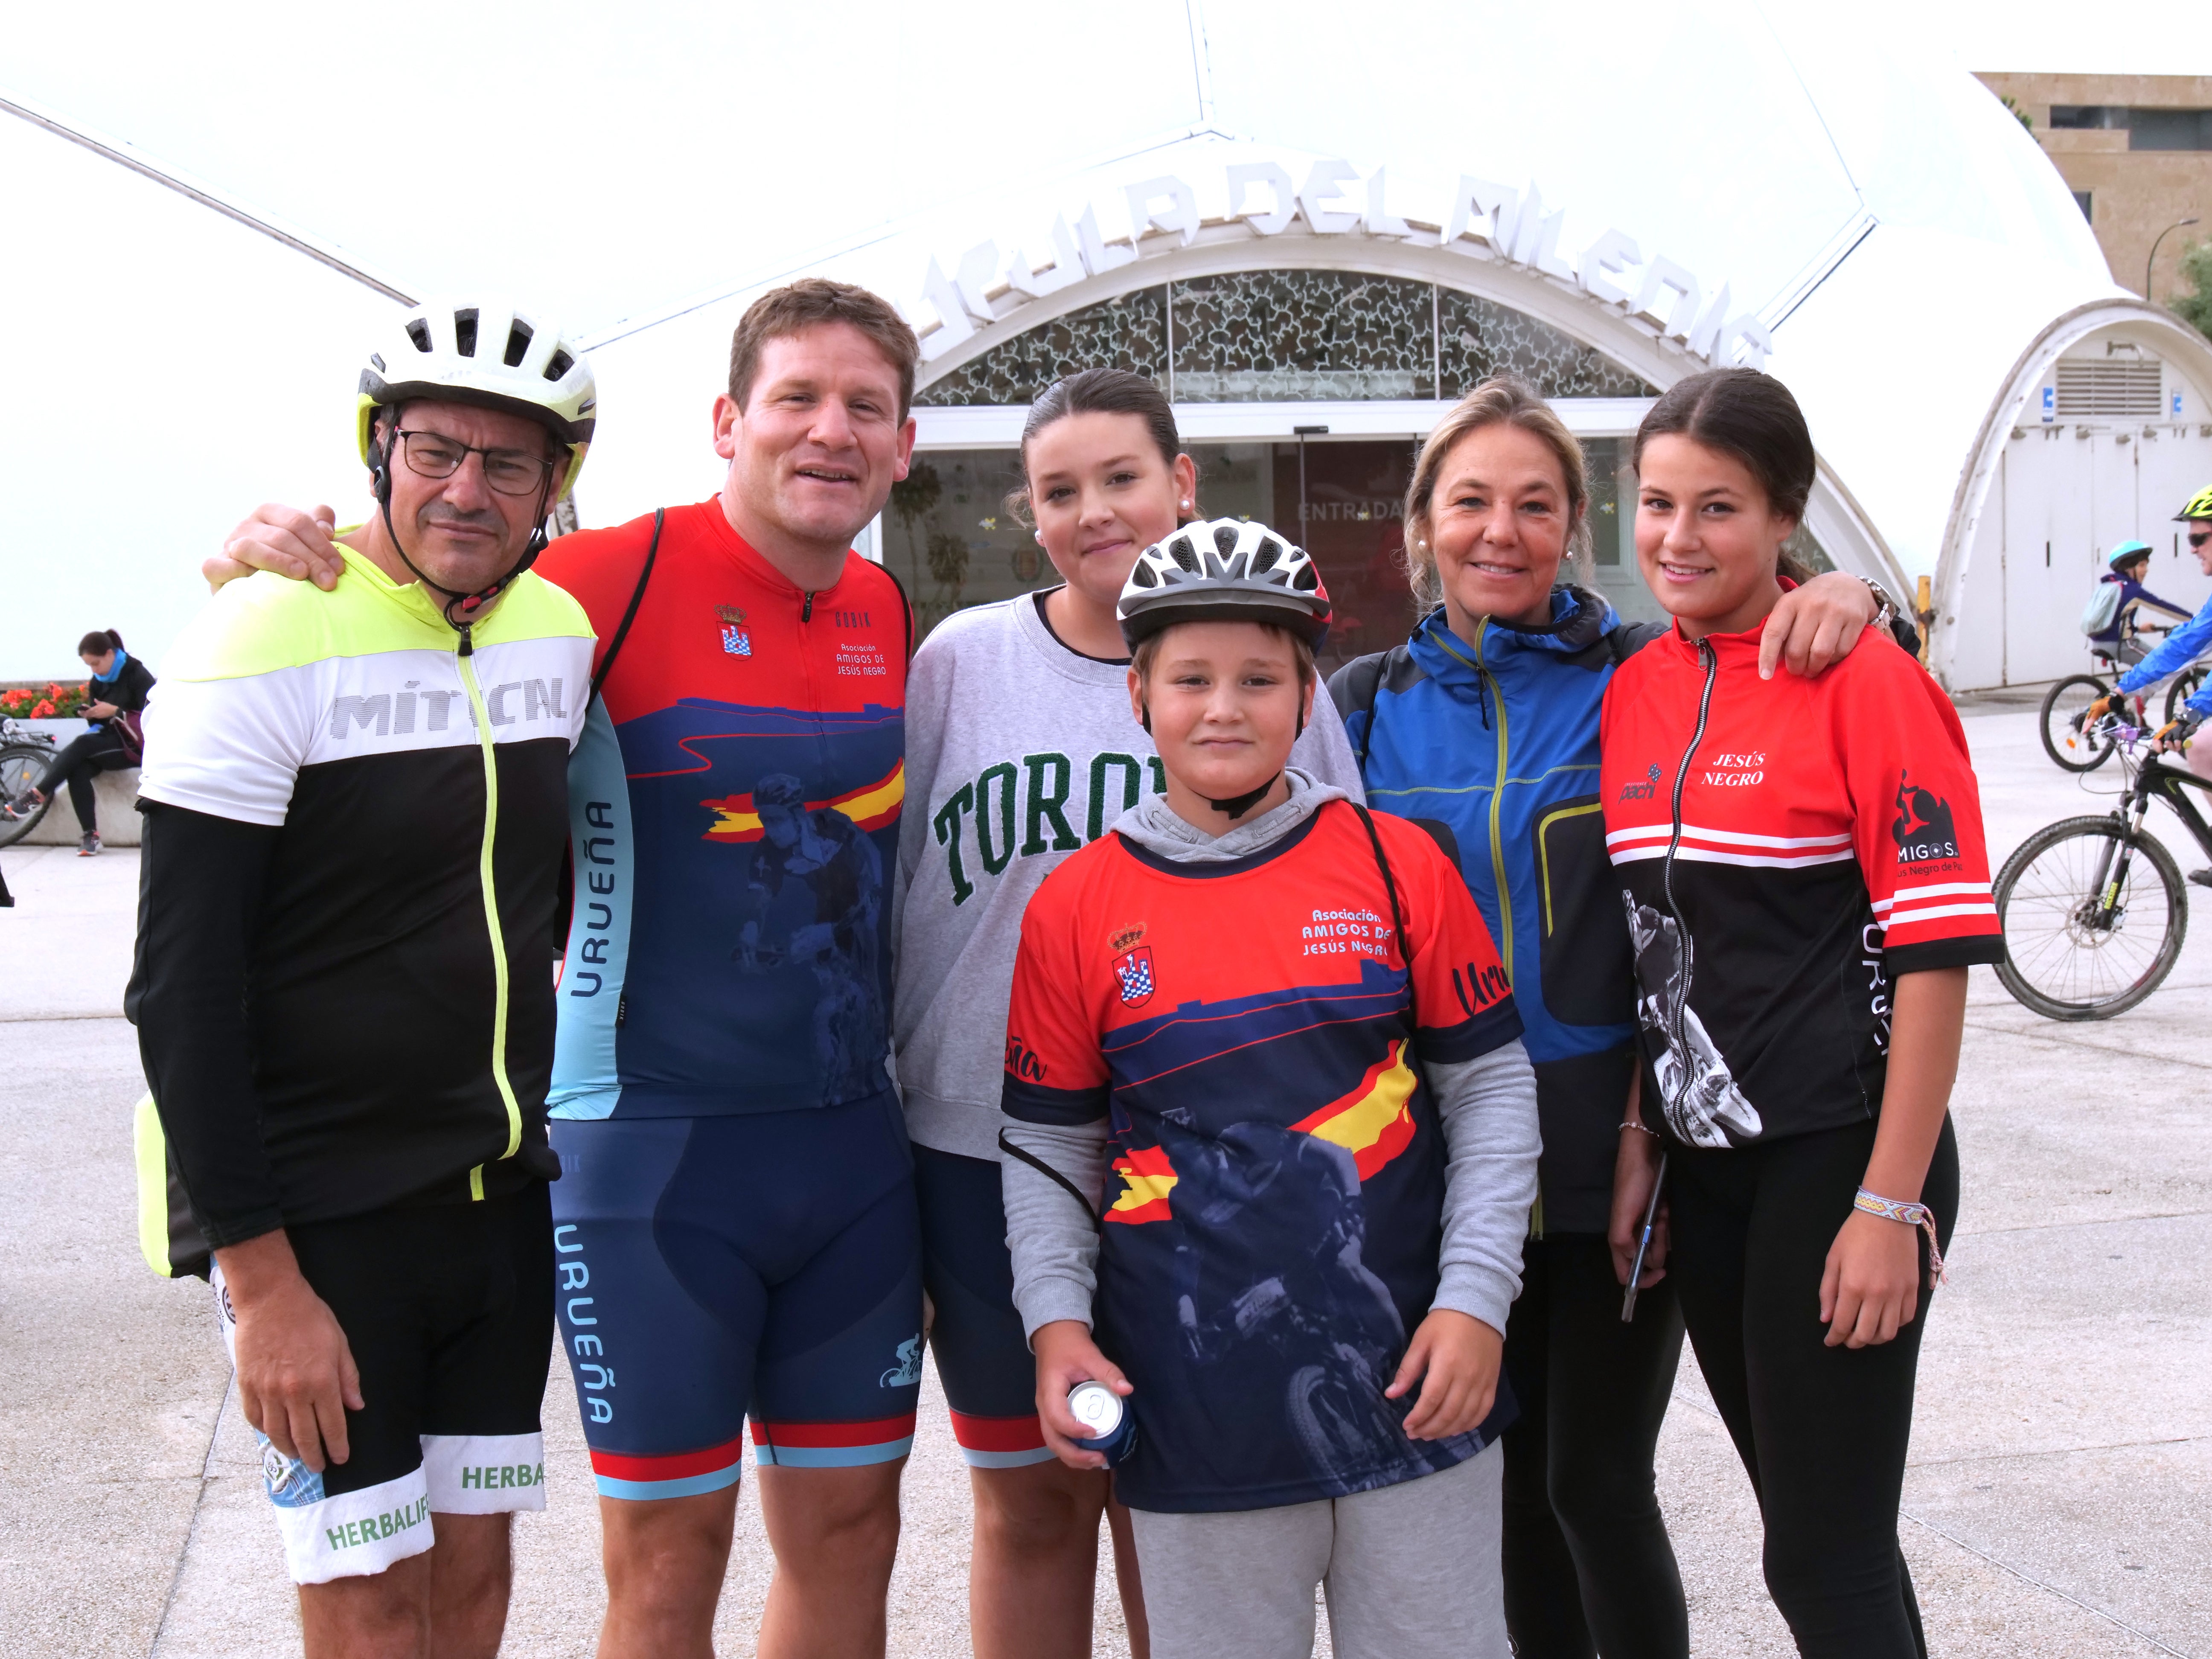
[2088, 487, 2212, 814]
[132, 300, 596, 1656]
[205, 279, 923, 1659]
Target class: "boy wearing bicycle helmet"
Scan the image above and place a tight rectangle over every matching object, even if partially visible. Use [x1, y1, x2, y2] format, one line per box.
[1000, 524, 1539, 1659]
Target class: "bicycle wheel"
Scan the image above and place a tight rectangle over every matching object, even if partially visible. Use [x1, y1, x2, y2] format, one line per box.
[0, 745, 56, 849]
[2040, 675, 2117, 772]
[1994, 816, 2187, 1019]
[2164, 667, 2207, 728]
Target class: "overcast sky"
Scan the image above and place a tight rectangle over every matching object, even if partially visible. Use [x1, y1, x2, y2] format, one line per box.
[3, 0, 2207, 676]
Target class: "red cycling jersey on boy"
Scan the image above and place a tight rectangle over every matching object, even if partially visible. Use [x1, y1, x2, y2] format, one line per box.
[1598, 620, 2004, 1151]
[1004, 801, 1523, 1512]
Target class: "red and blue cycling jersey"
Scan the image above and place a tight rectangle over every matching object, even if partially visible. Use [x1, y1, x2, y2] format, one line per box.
[1003, 802, 1523, 1511]
[540, 500, 908, 1119]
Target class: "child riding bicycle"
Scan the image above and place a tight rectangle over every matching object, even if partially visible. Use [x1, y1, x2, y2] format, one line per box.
[2089, 488, 2212, 766]
[2083, 539, 2191, 667]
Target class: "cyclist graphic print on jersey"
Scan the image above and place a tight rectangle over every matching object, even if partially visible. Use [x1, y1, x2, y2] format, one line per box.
[542, 501, 906, 1120]
[1620, 896, 1759, 1147]
[721, 773, 888, 1100]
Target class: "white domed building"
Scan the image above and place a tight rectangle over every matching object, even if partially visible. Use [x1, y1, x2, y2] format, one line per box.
[576, 4, 2212, 692]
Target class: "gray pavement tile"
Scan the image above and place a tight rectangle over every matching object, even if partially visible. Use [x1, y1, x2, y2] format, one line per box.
[152, 1385, 300, 1659]
[1947, 1043, 2212, 1235]
[1661, 1384, 2185, 1658]
[1906, 1438, 2212, 1657]
[0, 844, 141, 1020]
[0, 1017, 230, 1657]
[1909, 1210, 2211, 1467]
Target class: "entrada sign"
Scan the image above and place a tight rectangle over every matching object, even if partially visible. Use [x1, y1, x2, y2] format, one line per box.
[912, 159, 1773, 373]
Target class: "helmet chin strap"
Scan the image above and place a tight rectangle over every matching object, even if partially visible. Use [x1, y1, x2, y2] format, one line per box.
[372, 433, 556, 644]
[1205, 773, 1281, 821]
[1135, 696, 1304, 823]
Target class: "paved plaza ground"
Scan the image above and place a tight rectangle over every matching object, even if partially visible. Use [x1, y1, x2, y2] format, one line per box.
[3, 700, 2207, 1657]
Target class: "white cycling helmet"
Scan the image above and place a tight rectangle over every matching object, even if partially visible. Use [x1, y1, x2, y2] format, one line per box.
[357, 299, 597, 499]
[1118, 517, 1332, 650]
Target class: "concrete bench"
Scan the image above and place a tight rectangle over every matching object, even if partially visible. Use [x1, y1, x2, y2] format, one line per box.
[22, 765, 141, 846]
[12, 719, 142, 847]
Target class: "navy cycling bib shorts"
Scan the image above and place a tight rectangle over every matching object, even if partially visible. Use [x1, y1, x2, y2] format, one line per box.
[913, 1144, 1060, 1469]
[550, 1092, 924, 1499]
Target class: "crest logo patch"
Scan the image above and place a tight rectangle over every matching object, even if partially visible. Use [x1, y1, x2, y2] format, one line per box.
[715, 604, 752, 657]
[1113, 946, 1155, 1007]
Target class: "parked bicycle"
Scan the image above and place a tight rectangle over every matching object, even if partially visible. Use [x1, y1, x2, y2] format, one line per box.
[1995, 726, 2209, 1019]
[0, 716, 60, 849]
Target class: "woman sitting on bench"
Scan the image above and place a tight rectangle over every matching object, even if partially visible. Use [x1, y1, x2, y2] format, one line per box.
[4, 629, 154, 856]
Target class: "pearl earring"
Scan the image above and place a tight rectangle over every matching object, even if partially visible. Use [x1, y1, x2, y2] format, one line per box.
[1034, 531, 1045, 545]
[1180, 499, 1192, 509]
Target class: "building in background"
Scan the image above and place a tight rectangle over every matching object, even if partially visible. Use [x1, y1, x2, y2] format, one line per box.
[582, 17, 2212, 695]
[12, 9, 2212, 695]
[1976, 74, 2212, 303]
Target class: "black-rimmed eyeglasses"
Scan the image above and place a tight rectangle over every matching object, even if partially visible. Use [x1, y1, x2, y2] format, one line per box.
[394, 429, 555, 498]
[2190, 530, 2212, 549]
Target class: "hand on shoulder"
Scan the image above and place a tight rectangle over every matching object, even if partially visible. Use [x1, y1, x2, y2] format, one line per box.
[205, 505, 343, 594]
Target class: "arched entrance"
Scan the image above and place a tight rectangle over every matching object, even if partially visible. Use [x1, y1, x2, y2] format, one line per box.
[885, 266, 1665, 668]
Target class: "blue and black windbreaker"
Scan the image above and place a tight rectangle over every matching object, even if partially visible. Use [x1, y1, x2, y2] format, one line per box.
[1329, 588, 1652, 1233]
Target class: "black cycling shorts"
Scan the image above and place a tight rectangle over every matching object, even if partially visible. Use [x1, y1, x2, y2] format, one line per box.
[212, 1184, 554, 1584]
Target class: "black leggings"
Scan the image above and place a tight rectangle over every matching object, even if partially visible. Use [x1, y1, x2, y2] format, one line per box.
[37, 729, 132, 831]
[1666, 1115, 1959, 1659]
[1502, 1232, 1689, 1659]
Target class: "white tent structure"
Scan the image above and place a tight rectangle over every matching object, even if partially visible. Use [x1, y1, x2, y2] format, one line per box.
[7, 1, 2208, 688]
[573, 5, 2212, 691]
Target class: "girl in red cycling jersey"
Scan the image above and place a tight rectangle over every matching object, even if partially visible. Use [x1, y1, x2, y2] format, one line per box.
[1601, 369, 2002, 1659]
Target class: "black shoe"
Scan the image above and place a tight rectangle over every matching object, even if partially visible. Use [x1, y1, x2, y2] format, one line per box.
[2190, 870, 2212, 889]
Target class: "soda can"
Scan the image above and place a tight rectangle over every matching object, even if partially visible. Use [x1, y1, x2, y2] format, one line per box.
[1067, 1381, 1137, 1465]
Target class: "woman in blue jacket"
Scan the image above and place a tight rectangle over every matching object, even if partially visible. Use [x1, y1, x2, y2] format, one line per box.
[1328, 377, 1906, 1659]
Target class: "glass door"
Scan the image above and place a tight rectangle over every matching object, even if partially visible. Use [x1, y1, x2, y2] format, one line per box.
[1280, 438, 1420, 674]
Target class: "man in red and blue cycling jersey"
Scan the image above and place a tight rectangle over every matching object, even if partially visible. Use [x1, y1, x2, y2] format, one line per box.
[208, 279, 921, 1659]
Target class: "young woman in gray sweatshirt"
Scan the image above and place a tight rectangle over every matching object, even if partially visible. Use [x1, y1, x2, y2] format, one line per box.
[889, 370, 1362, 1655]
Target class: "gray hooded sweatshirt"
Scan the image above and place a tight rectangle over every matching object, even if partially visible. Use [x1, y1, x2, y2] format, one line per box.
[891, 592, 1363, 1159]
[999, 770, 1542, 1342]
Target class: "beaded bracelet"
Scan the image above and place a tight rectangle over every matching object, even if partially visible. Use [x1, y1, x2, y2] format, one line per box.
[1853, 1188, 1948, 1284]
[1619, 1121, 1662, 1140]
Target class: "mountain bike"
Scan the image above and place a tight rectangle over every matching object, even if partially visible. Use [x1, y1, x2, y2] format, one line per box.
[0, 717, 58, 849]
[2038, 637, 2204, 773]
[1994, 728, 2209, 1019]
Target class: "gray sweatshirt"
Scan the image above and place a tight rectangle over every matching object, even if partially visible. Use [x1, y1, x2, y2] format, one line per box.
[891, 592, 1363, 1158]
[1001, 771, 1542, 1341]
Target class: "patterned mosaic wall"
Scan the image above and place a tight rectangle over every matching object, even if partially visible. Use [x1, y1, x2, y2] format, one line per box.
[916, 268, 1652, 406]
[1440, 291, 1653, 400]
[1171, 271, 1434, 402]
[914, 289, 1167, 407]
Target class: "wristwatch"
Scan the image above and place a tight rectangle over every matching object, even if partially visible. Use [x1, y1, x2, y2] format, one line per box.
[1860, 578, 1897, 632]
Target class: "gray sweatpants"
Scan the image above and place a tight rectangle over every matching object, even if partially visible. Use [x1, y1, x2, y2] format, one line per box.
[1128, 1441, 1508, 1659]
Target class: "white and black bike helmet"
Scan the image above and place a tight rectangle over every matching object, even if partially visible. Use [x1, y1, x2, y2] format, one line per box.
[1117, 517, 1332, 652]
[358, 298, 597, 499]
[355, 299, 598, 626]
